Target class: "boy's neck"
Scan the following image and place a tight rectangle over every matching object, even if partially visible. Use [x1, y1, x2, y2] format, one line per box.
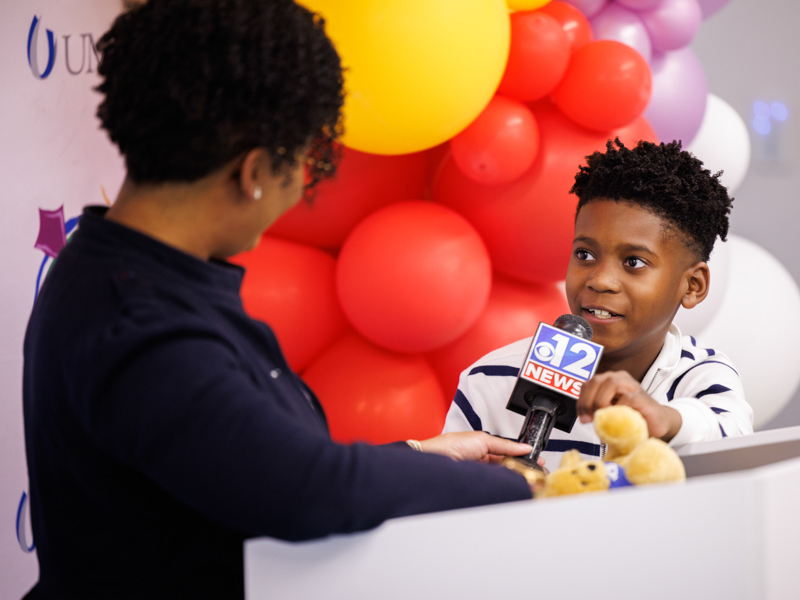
[597, 343, 664, 384]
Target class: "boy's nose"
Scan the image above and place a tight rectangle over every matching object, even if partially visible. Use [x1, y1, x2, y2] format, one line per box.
[586, 263, 621, 293]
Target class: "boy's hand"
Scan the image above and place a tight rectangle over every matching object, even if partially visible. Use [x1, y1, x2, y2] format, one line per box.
[577, 371, 682, 442]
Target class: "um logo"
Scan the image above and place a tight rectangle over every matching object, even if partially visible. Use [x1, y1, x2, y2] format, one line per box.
[27, 15, 56, 79]
[27, 15, 101, 80]
[16, 492, 34, 553]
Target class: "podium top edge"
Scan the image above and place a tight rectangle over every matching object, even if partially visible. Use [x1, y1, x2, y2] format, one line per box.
[678, 424, 800, 457]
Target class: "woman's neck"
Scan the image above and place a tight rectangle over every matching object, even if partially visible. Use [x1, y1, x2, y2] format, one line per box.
[105, 176, 223, 260]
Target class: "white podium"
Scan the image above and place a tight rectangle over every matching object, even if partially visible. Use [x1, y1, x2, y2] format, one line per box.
[245, 427, 800, 600]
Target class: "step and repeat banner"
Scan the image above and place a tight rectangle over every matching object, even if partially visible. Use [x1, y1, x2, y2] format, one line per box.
[0, 1, 125, 595]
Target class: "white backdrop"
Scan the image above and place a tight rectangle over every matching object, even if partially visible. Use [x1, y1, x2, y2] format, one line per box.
[0, 1, 124, 596]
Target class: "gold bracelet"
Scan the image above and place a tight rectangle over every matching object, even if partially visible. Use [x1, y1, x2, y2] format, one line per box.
[406, 439, 423, 452]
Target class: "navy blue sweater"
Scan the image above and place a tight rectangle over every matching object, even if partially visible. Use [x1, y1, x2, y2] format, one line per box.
[22, 207, 531, 599]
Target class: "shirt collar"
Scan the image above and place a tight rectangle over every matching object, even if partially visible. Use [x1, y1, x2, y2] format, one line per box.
[641, 323, 683, 393]
[75, 205, 245, 294]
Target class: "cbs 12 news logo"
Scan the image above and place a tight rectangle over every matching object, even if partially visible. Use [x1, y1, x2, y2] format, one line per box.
[521, 323, 604, 399]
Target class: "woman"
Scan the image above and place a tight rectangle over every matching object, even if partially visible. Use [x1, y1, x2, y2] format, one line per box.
[22, 1, 536, 598]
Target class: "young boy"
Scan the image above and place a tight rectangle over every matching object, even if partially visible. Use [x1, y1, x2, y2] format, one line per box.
[442, 139, 754, 467]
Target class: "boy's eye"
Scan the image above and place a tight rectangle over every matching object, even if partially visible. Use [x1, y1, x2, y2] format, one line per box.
[575, 249, 595, 261]
[625, 257, 646, 269]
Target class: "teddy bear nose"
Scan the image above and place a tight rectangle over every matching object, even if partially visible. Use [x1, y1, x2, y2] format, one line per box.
[587, 464, 596, 471]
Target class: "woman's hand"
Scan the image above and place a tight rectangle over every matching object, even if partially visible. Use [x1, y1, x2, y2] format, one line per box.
[416, 432, 547, 496]
[577, 370, 682, 441]
[418, 431, 543, 465]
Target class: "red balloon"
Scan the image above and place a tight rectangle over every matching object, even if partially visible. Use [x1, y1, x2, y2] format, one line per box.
[433, 102, 659, 284]
[616, 114, 660, 147]
[538, 1, 593, 53]
[267, 146, 427, 251]
[336, 201, 492, 353]
[302, 331, 447, 444]
[450, 95, 540, 185]
[231, 236, 348, 373]
[427, 276, 570, 399]
[551, 40, 652, 131]
[423, 142, 451, 200]
[497, 11, 571, 102]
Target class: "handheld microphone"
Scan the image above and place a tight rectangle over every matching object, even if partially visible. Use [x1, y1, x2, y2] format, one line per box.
[505, 314, 603, 471]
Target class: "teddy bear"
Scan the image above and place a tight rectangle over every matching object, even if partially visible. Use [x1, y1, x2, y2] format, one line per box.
[594, 405, 686, 486]
[537, 450, 610, 497]
[527, 404, 686, 498]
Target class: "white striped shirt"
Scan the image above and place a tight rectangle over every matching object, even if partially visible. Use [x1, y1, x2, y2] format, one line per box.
[442, 324, 754, 466]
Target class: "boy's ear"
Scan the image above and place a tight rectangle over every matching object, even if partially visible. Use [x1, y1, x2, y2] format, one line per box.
[681, 262, 710, 309]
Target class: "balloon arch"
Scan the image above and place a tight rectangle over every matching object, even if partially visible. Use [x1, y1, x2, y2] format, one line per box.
[233, 0, 800, 441]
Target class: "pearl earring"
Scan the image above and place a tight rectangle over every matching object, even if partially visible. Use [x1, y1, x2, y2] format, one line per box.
[253, 186, 262, 200]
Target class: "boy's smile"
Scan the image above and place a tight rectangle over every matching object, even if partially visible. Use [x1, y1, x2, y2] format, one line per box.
[565, 200, 702, 381]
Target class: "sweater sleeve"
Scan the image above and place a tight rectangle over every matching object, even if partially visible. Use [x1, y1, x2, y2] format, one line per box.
[666, 353, 754, 447]
[88, 334, 532, 541]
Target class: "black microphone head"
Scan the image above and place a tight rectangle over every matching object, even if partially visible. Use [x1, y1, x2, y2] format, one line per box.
[554, 314, 593, 340]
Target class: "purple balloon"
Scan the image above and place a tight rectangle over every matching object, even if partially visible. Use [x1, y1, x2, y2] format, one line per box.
[563, 0, 608, 19]
[616, 0, 663, 9]
[644, 48, 708, 146]
[696, 0, 731, 19]
[590, 4, 652, 63]
[641, 0, 703, 52]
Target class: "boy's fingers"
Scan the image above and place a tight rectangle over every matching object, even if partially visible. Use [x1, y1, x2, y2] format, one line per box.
[614, 388, 647, 410]
[577, 375, 603, 419]
[598, 376, 630, 409]
[579, 373, 629, 420]
[583, 378, 615, 417]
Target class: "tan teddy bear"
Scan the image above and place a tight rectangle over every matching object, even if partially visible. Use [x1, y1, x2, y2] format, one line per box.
[537, 450, 609, 497]
[515, 404, 686, 498]
[594, 405, 686, 486]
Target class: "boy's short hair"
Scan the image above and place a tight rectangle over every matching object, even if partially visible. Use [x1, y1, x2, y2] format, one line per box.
[96, 0, 344, 191]
[570, 138, 733, 262]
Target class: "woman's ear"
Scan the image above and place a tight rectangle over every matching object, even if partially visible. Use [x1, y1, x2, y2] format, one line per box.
[237, 148, 271, 202]
[681, 262, 710, 309]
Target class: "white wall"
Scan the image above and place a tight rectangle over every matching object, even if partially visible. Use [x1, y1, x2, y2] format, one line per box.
[692, 0, 800, 429]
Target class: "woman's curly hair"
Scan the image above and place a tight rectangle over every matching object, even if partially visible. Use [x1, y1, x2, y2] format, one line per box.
[570, 139, 733, 261]
[96, 0, 344, 193]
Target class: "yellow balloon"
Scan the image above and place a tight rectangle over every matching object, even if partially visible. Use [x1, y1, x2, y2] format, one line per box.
[506, 0, 552, 10]
[299, 0, 510, 155]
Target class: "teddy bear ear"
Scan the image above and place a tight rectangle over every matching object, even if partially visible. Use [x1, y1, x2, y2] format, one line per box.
[594, 405, 649, 458]
[559, 450, 583, 469]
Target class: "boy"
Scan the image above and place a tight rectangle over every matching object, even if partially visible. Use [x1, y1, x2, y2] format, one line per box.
[442, 139, 754, 467]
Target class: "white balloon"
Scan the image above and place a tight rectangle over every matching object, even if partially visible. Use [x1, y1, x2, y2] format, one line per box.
[686, 93, 751, 193]
[690, 235, 800, 429]
[673, 237, 731, 337]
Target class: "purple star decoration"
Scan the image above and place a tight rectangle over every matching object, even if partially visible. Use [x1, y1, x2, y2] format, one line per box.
[35, 206, 67, 258]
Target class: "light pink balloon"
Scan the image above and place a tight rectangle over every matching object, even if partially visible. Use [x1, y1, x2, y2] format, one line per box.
[616, 0, 663, 9]
[563, 0, 608, 19]
[696, 0, 731, 19]
[644, 48, 708, 146]
[641, 0, 703, 52]
[590, 3, 652, 63]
